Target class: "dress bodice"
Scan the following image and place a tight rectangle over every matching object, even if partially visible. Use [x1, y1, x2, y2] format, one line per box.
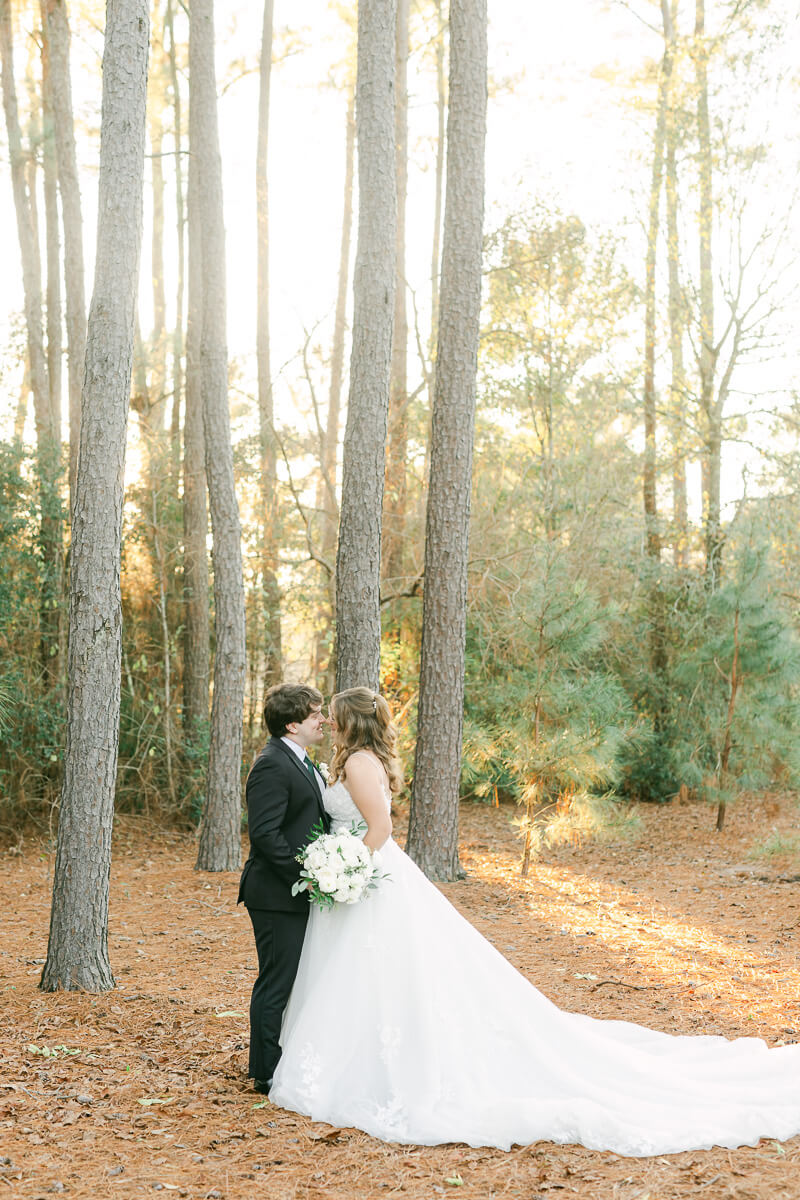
[323, 773, 390, 834]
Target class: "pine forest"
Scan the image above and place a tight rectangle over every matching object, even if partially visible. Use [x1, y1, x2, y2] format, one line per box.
[2, 0, 800, 1191]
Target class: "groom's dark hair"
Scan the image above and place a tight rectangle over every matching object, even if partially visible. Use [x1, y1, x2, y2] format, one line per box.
[264, 683, 324, 737]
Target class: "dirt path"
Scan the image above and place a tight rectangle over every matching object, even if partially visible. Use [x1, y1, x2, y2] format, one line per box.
[2, 793, 799, 1199]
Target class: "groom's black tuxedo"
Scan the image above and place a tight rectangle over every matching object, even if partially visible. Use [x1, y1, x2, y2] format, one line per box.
[238, 736, 329, 1083]
[238, 736, 328, 911]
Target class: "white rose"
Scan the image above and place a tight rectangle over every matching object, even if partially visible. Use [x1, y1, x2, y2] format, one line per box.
[333, 887, 351, 903]
[342, 841, 362, 865]
[317, 870, 338, 893]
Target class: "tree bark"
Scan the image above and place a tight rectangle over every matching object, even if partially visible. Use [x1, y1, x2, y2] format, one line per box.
[182, 74, 210, 740]
[41, 5, 65, 684]
[148, 3, 168, 433]
[40, 10, 62, 442]
[430, 0, 445, 373]
[383, 0, 409, 586]
[715, 606, 740, 833]
[43, 0, 86, 517]
[166, 0, 184, 479]
[312, 87, 355, 692]
[406, 0, 487, 881]
[2, 0, 63, 683]
[191, 0, 246, 873]
[41, 0, 149, 992]
[335, 0, 397, 693]
[256, 0, 282, 693]
[643, 13, 669, 566]
[641, 4, 672, 728]
[1, 1, 50, 450]
[664, 1, 688, 568]
[694, 0, 720, 587]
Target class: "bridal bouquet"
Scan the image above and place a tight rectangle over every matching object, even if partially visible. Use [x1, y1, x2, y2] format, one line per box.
[292, 822, 386, 910]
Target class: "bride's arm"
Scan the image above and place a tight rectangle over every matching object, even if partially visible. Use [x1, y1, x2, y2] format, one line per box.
[342, 753, 392, 851]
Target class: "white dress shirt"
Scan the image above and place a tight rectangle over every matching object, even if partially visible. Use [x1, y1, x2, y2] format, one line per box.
[281, 736, 324, 792]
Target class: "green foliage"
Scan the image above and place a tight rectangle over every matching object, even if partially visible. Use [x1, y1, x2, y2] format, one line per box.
[671, 546, 800, 803]
[0, 442, 65, 828]
[616, 539, 800, 811]
[120, 429, 205, 824]
[462, 547, 642, 861]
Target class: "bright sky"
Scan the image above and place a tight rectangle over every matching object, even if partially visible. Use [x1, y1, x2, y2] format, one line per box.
[1, 0, 798, 514]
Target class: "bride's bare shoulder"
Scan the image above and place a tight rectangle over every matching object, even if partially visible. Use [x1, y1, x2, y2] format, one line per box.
[343, 748, 379, 772]
[343, 749, 386, 783]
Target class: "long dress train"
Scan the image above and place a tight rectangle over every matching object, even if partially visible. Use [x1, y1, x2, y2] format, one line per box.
[269, 781, 800, 1155]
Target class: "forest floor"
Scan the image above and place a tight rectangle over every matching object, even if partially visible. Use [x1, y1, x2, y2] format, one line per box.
[2, 792, 800, 1200]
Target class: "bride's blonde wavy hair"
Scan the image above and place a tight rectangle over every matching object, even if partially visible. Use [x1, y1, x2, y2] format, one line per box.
[329, 687, 403, 797]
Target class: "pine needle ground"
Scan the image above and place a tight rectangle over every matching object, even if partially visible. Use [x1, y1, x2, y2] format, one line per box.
[2, 793, 799, 1199]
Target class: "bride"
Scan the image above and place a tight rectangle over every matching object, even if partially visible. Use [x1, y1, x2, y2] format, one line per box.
[269, 687, 800, 1156]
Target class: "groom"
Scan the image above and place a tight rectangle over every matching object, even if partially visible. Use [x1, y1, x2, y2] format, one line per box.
[238, 683, 329, 1092]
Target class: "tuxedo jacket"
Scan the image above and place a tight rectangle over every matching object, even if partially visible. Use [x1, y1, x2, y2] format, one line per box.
[238, 736, 329, 913]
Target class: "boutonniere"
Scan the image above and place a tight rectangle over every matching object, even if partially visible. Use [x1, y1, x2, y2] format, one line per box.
[316, 761, 330, 784]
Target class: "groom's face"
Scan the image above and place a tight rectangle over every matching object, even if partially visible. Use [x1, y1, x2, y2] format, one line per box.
[287, 705, 327, 748]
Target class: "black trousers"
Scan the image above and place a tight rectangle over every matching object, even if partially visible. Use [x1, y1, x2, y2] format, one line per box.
[246, 906, 308, 1082]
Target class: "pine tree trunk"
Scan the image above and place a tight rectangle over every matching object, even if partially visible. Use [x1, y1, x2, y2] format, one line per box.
[383, 0, 409, 587]
[166, 0, 184, 479]
[149, 7, 167, 432]
[2, 0, 63, 684]
[191, 0, 246, 873]
[694, 0, 720, 587]
[256, 0, 282, 693]
[406, 0, 487, 881]
[15, 369, 29, 440]
[335, 0, 398, 693]
[40, 7, 65, 685]
[664, 1, 688, 568]
[1, 1, 49, 445]
[430, 0, 445, 378]
[643, 27, 668, 566]
[40, 11, 61, 438]
[43, 0, 86, 518]
[715, 606, 740, 832]
[422, 0, 447, 497]
[41, 0, 149, 992]
[312, 88, 354, 692]
[182, 92, 210, 740]
[642, 6, 672, 728]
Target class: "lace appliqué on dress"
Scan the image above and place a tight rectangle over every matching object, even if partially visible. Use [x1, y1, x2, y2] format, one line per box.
[298, 1042, 323, 1101]
[323, 780, 367, 833]
[379, 1025, 401, 1067]
[372, 1093, 407, 1139]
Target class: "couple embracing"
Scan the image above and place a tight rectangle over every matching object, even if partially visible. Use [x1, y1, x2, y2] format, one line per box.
[237, 685, 800, 1155]
[238, 682, 395, 1094]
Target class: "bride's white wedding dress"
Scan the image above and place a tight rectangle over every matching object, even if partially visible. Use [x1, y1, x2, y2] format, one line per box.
[269, 778, 800, 1155]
